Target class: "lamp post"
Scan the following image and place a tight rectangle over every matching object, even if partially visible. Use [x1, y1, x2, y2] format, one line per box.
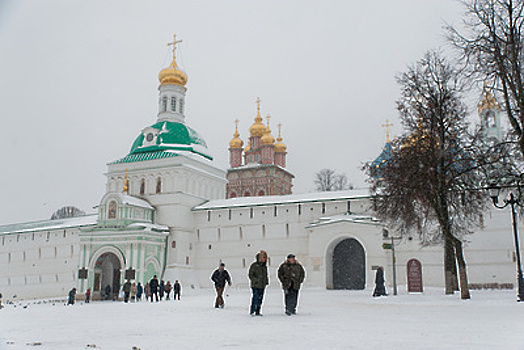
[487, 182, 524, 301]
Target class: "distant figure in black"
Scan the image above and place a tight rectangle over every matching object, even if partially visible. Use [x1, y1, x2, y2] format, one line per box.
[104, 284, 111, 300]
[159, 280, 165, 300]
[211, 263, 231, 308]
[173, 280, 181, 300]
[123, 280, 131, 303]
[136, 282, 143, 301]
[67, 288, 76, 305]
[149, 275, 159, 302]
[373, 266, 387, 297]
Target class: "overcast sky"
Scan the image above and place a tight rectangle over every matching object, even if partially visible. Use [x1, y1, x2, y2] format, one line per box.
[0, 0, 469, 224]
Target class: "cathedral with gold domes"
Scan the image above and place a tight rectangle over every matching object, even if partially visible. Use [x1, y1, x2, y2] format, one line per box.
[0, 36, 520, 301]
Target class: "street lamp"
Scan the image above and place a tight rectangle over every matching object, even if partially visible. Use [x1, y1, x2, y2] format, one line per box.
[487, 182, 524, 301]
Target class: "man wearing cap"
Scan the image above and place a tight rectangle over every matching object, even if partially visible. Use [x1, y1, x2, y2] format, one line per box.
[211, 262, 232, 308]
[248, 250, 269, 316]
[278, 254, 305, 316]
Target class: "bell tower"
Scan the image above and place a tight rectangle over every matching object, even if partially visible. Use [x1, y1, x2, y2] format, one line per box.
[478, 90, 504, 144]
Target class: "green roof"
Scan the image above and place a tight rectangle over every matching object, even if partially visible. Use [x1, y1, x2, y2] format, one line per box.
[112, 150, 179, 164]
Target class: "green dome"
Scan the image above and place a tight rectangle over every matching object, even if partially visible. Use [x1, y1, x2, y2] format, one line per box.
[128, 121, 212, 160]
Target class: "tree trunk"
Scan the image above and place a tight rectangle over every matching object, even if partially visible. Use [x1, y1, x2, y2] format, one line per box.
[444, 236, 455, 295]
[451, 248, 459, 292]
[453, 238, 471, 300]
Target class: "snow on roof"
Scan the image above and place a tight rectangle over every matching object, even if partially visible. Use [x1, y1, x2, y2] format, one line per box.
[193, 189, 373, 211]
[0, 214, 98, 236]
[306, 213, 383, 228]
[119, 194, 154, 209]
[127, 222, 170, 232]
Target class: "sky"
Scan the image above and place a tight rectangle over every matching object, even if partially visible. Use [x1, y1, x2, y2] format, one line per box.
[0, 0, 468, 224]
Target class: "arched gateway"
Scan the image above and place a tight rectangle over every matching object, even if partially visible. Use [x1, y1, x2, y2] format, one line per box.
[332, 238, 366, 290]
[93, 252, 122, 300]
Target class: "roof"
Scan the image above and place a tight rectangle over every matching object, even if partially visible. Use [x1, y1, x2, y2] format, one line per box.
[370, 142, 393, 179]
[193, 189, 372, 211]
[124, 121, 212, 161]
[0, 214, 98, 236]
[119, 194, 154, 209]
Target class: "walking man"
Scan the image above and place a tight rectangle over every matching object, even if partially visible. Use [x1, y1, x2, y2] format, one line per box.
[211, 263, 231, 308]
[149, 275, 159, 302]
[67, 287, 76, 305]
[248, 250, 269, 316]
[123, 280, 131, 303]
[278, 254, 305, 316]
[173, 280, 181, 300]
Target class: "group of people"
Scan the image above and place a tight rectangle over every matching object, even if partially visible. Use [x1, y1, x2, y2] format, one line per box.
[211, 251, 306, 316]
[143, 276, 182, 302]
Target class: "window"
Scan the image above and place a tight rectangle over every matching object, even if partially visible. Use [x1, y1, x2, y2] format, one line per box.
[171, 96, 177, 111]
[207, 211, 211, 222]
[140, 179, 145, 195]
[229, 210, 232, 220]
[244, 191, 251, 197]
[250, 208, 254, 218]
[262, 225, 266, 238]
[274, 206, 278, 217]
[179, 99, 184, 114]
[347, 201, 351, 213]
[298, 204, 302, 215]
[239, 227, 243, 240]
[230, 192, 237, 199]
[286, 223, 290, 238]
[322, 203, 326, 214]
[162, 96, 167, 112]
[108, 200, 117, 219]
[259, 190, 265, 196]
[156, 177, 162, 194]
[172, 241, 176, 249]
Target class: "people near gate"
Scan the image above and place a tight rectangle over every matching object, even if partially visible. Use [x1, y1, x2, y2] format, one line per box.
[159, 280, 165, 300]
[278, 254, 305, 316]
[149, 275, 159, 302]
[85, 288, 91, 303]
[248, 250, 269, 316]
[123, 280, 132, 303]
[104, 284, 112, 301]
[173, 280, 181, 301]
[164, 281, 172, 300]
[67, 287, 76, 305]
[130, 282, 137, 302]
[136, 282, 143, 302]
[211, 263, 232, 308]
[372, 266, 387, 297]
[144, 282, 151, 301]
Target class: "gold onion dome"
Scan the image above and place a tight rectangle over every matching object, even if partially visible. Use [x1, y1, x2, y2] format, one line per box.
[229, 120, 243, 149]
[274, 123, 287, 152]
[158, 35, 188, 87]
[478, 90, 500, 113]
[249, 98, 267, 137]
[261, 116, 275, 145]
[244, 140, 251, 152]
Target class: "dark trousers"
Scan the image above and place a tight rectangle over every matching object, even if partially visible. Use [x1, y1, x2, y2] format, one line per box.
[215, 286, 225, 307]
[250, 287, 265, 314]
[85, 296, 90, 303]
[284, 288, 299, 314]
[165, 291, 170, 300]
[124, 292, 130, 303]
[174, 291, 181, 300]
[150, 291, 159, 302]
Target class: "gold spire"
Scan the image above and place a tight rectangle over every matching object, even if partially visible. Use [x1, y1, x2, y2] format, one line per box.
[229, 118, 244, 149]
[381, 119, 393, 143]
[261, 115, 275, 145]
[478, 89, 500, 113]
[123, 169, 129, 194]
[275, 122, 287, 152]
[158, 34, 188, 87]
[249, 97, 266, 137]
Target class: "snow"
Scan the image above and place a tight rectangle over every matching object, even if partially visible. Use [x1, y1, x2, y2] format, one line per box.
[1, 288, 523, 350]
[0, 215, 97, 236]
[194, 189, 372, 210]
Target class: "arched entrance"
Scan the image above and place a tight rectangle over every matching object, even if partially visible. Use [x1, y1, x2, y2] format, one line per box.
[333, 238, 365, 290]
[94, 252, 122, 300]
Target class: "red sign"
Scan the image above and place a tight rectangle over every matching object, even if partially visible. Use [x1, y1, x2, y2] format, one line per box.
[407, 258, 423, 293]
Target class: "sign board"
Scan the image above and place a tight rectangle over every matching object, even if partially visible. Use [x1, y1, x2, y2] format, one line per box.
[125, 269, 136, 280]
[382, 243, 393, 250]
[78, 268, 88, 279]
[407, 258, 423, 293]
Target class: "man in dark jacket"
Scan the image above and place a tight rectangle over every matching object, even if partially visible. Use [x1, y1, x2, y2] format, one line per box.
[248, 250, 269, 316]
[123, 280, 131, 303]
[173, 280, 181, 300]
[211, 263, 231, 308]
[67, 287, 76, 305]
[159, 280, 165, 300]
[373, 266, 387, 297]
[278, 254, 305, 315]
[136, 282, 143, 301]
[149, 275, 159, 302]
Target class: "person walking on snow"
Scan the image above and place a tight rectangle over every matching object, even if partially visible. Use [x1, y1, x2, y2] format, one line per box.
[278, 254, 305, 316]
[136, 282, 143, 301]
[123, 280, 131, 303]
[211, 263, 231, 308]
[372, 266, 387, 297]
[248, 250, 269, 316]
[173, 280, 181, 300]
[164, 281, 172, 300]
[149, 275, 159, 302]
[67, 287, 76, 305]
[85, 288, 91, 303]
[130, 282, 137, 302]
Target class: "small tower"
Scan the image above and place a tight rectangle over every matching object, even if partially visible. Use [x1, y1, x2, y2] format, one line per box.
[274, 123, 287, 168]
[245, 98, 266, 164]
[478, 90, 504, 143]
[229, 119, 243, 168]
[260, 115, 275, 164]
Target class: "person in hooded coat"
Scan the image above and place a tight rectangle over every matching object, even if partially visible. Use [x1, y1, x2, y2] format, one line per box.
[372, 266, 387, 297]
[278, 254, 305, 316]
[67, 288, 76, 305]
[248, 250, 269, 316]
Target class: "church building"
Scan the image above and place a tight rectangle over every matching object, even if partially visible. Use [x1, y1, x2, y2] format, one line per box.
[0, 37, 519, 300]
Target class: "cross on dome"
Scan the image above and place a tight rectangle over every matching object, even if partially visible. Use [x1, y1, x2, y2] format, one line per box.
[381, 119, 393, 143]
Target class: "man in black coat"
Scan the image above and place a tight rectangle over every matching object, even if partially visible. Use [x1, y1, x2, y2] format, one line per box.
[373, 266, 387, 297]
[149, 275, 159, 302]
[278, 254, 305, 316]
[211, 263, 231, 308]
[123, 280, 131, 303]
[173, 280, 181, 301]
[67, 288, 76, 305]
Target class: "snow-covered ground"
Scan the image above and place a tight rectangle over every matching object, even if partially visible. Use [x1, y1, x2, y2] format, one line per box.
[1, 287, 523, 350]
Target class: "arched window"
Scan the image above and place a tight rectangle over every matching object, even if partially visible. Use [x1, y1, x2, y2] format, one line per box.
[162, 96, 168, 112]
[108, 200, 117, 219]
[140, 179, 145, 195]
[156, 177, 162, 194]
[230, 192, 237, 198]
[171, 96, 177, 112]
[244, 191, 251, 197]
[258, 190, 265, 196]
[179, 99, 184, 114]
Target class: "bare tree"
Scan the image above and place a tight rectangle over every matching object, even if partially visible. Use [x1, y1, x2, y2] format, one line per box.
[367, 51, 490, 299]
[50, 206, 86, 220]
[314, 169, 353, 191]
[448, 0, 524, 156]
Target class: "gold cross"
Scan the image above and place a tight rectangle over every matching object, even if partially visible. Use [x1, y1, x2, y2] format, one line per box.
[167, 34, 183, 64]
[266, 114, 271, 126]
[256, 97, 261, 111]
[381, 119, 393, 143]
[234, 118, 239, 128]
